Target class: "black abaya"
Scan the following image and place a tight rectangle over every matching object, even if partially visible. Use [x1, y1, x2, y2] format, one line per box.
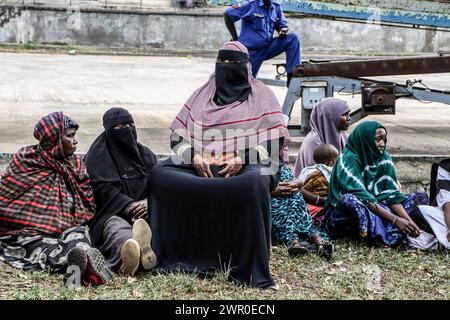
[84, 108, 157, 247]
[148, 158, 276, 288]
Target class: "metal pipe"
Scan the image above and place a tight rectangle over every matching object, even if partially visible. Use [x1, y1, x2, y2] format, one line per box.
[293, 56, 450, 78]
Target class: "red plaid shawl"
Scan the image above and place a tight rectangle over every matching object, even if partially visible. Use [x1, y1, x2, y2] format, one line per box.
[0, 112, 96, 237]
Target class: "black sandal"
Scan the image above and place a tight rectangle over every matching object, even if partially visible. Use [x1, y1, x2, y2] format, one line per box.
[287, 241, 309, 256]
[317, 243, 334, 261]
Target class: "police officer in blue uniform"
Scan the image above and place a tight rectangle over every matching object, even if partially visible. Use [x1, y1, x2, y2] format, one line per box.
[224, 0, 300, 87]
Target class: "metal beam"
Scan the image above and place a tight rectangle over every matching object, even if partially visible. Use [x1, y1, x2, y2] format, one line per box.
[293, 56, 450, 78]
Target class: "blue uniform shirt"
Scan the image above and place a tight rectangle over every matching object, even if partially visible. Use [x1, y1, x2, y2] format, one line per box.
[226, 0, 288, 50]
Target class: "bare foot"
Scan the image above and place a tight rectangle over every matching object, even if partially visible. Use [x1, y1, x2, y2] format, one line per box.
[311, 234, 328, 245]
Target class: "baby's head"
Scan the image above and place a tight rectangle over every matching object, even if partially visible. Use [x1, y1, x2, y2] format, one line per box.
[313, 144, 339, 167]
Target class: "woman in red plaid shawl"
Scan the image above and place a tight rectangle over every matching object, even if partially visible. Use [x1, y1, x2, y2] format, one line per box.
[0, 112, 112, 287]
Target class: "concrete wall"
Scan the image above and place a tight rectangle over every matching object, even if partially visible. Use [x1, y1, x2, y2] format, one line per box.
[0, 7, 449, 54]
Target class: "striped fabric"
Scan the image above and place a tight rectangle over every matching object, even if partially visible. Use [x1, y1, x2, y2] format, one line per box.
[0, 112, 96, 237]
[431, 160, 450, 209]
[303, 170, 329, 197]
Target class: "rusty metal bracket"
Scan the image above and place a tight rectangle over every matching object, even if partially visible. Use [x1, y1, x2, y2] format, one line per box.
[361, 83, 396, 116]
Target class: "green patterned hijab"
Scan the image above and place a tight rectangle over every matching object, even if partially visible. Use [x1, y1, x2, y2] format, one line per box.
[327, 121, 406, 207]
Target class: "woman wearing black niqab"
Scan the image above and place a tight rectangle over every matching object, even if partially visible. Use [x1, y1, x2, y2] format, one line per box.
[84, 107, 157, 276]
[148, 42, 290, 289]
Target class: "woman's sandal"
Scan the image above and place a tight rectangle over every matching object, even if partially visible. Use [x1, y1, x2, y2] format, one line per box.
[287, 241, 310, 257]
[317, 242, 334, 261]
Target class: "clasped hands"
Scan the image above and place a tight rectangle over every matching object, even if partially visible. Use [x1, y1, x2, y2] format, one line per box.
[192, 153, 243, 178]
[126, 199, 148, 220]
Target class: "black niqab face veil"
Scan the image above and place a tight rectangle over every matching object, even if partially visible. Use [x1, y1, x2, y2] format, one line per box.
[105, 124, 143, 178]
[102, 108, 146, 178]
[85, 107, 156, 187]
[213, 50, 251, 106]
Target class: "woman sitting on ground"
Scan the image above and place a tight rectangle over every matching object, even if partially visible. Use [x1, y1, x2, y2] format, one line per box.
[408, 159, 450, 250]
[0, 112, 112, 286]
[148, 41, 289, 289]
[270, 143, 334, 260]
[274, 97, 350, 258]
[84, 107, 157, 277]
[322, 121, 428, 246]
[294, 97, 351, 177]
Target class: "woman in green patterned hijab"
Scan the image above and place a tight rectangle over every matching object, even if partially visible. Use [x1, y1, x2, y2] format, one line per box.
[322, 121, 428, 246]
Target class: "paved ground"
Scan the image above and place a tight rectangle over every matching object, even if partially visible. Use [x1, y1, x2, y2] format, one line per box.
[0, 51, 449, 156]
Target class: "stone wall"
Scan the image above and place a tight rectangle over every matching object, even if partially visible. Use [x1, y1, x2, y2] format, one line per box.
[0, 7, 449, 54]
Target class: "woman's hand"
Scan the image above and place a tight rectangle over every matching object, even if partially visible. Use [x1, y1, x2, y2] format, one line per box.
[397, 180, 403, 192]
[369, 202, 421, 237]
[395, 217, 421, 237]
[218, 155, 243, 178]
[408, 219, 421, 237]
[271, 181, 298, 197]
[128, 200, 148, 220]
[292, 178, 303, 188]
[193, 154, 214, 178]
[389, 203, 421, 237]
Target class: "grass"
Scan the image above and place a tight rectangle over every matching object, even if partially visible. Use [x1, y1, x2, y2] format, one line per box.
[0, 240, 448, 300]
[65, 45, 77, 52]
[17, 42, 36, 50]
